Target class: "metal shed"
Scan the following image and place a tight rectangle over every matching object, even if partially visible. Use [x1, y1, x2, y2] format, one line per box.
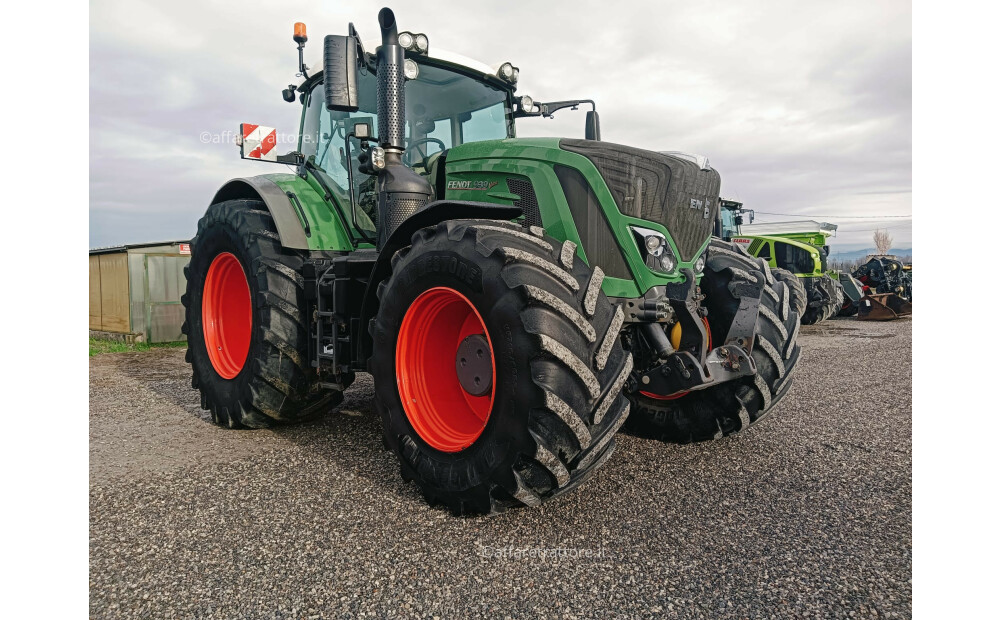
[89, 241, 191, 343]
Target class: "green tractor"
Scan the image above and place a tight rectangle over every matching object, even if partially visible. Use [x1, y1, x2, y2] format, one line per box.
[717, 200, 844, 324]
[182, 8, 801, 514]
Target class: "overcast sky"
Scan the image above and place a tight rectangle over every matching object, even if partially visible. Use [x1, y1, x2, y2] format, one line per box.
[90, 0, 911, 252]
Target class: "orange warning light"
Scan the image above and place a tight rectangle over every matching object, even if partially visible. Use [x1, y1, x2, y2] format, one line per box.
[293, 22, 307, 43]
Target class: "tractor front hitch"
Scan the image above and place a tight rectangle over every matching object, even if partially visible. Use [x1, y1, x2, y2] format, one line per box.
[634, 344, 756, 397]
[628, 284, 761, 399]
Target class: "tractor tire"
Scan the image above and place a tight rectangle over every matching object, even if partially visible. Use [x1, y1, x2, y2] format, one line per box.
[181, 199, 344, 428]
[624, 239, 801, 443]
[772, 268, 807, 319]
[369, 220, 632, 515]
[801, 274, 842, 325]
[830, 280, 846, 319]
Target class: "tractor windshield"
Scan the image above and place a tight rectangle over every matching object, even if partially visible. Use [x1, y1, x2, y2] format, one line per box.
[719, 208, 738, 239]
[301, 61, 512, 197]
[774, 241, 817, 275]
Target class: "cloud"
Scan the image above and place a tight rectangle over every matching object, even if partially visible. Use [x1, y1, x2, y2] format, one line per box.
[90, 0, 910, 250]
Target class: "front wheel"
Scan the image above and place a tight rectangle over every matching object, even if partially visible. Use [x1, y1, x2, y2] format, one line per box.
[369, 220, 633, 514]
[624, 240, 802, 443]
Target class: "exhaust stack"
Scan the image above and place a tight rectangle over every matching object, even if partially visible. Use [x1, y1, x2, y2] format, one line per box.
[377, 8, 405, 151]
[374, 7, 433, 249]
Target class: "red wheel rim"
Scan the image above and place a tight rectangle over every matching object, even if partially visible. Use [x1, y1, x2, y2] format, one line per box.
[640, 317, 712, 401]
[202, 252, 252, 379]
[396, 287, 496, 452]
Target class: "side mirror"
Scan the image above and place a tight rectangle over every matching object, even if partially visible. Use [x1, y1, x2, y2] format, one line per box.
[324, 35, 359, 112]
[585, 110, 601, 141]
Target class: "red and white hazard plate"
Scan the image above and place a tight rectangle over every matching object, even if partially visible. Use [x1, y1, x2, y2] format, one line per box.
[240, 123, 278, 162]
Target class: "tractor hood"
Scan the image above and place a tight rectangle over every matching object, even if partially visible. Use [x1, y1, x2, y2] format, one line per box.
[442, 137, 721, 295]
[558, 140, 721, 262]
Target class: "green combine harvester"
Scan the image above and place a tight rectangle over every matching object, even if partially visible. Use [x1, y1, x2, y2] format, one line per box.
[182, 8, 802, 514]
[716, 200, 844, 324]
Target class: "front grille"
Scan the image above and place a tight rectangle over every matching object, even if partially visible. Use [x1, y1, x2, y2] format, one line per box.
[560, 140, 720, 261]
[506, 177, 542, 228]
[555, 165, 632, 280]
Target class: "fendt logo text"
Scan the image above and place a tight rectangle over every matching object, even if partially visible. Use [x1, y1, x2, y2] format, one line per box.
[447, 180, 499, 191]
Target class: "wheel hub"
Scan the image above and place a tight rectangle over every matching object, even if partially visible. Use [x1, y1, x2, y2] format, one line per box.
[455, 334, 493, 397]
[395, 287, 496, 452]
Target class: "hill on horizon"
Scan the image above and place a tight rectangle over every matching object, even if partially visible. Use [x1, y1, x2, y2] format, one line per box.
[829, 247, 912, 260]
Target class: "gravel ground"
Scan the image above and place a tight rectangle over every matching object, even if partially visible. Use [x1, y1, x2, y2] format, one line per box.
[90, 318, 911, 619]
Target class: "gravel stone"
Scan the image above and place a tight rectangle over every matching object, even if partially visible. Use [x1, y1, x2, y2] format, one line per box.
[90, 317, 911, 619]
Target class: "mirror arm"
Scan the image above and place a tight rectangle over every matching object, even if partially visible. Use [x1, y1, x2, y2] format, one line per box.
[277, 152, 304, 166]
[348, 24, 377, 73]
[513, 99, 596, 119]
[541, 99, 596, 118]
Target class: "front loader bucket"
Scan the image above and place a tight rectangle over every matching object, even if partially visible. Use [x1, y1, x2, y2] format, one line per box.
[857, 293, 912, 321]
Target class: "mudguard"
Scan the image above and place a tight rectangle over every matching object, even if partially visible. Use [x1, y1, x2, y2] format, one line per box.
[357, 200, 523, 365]
[212, 176, 311, 249]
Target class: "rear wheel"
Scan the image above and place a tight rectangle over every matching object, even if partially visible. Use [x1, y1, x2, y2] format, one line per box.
[624, 240, 802, 443]
[370, 220, 632, 514]
[182, 199, 344, 428]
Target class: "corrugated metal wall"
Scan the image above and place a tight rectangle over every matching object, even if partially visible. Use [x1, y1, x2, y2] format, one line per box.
[90, 244, 191, 343]
[89, 254, 130, 332]
[142, 254, 188, 343]
[89, 256, 102, 329]
[128, 253, 146, 334]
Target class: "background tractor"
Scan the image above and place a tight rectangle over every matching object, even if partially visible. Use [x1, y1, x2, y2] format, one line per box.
[716, 200, 844, 324]
[182, 8, 801, 515]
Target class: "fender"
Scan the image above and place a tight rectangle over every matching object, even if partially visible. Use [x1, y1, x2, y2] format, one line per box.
[357, 200, 523, 366]
[212, 176, 311, 250]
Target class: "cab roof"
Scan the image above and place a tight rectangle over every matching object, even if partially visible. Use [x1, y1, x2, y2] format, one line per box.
[301, 44, 511, 91]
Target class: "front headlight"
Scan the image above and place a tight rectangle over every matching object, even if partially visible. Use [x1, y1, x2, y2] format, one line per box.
[631, 226, 677, 275]
[414, 33, 429, 53]
[403, 59, 419, 80]
[694, 253, 707, 274]
[498, 62, 519, 84]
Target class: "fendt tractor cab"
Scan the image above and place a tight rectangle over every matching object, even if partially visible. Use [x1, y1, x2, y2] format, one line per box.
[716, 200, 845, 324]
[183, 8, 801, 514]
